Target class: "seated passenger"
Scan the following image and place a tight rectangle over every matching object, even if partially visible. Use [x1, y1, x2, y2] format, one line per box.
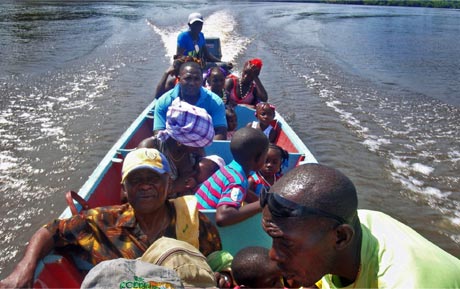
[154, 55, 194, 99]
[225, 58, 268, 107]
[204, 66, 230, 103]
[261, 164, 460, 288]
[0, 148, 221, 289]
[139, 98, 214, 197]
[195, 127, 268, 226]
[247, 144, 289, 202]
[226, 105, 238, 139]
[232, 246, 312, 289]
[231, 246, 285, 289]
[176, 12, 222, 67]
[247, 102, 278, 143]
[154, 61, 227, 140]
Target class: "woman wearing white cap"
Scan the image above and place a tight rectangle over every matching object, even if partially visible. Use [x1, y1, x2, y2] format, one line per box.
[176, 12, 222, 67]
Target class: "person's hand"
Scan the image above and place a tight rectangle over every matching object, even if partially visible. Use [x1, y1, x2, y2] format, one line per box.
[248, 64, 260, 77]
[166, 65, 176, 76]
[214, 271, 233, 288]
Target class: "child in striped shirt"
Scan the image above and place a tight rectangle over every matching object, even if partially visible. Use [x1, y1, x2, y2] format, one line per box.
[195, 127, 269, 226]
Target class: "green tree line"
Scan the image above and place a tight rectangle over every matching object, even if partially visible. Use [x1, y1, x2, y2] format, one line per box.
[322, 0, 460, 8]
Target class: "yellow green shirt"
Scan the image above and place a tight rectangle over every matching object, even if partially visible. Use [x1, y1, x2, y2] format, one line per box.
[320, 210, 460, 289]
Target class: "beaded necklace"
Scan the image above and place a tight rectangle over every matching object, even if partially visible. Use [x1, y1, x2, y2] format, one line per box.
[238, 80, 254, 100]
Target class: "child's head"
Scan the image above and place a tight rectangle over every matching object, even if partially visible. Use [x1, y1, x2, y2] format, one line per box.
[226, 106, 238, 132]
[255, 102, 275, 127]
[231, 246, 284, 289]
[172, 56, 195, 77]
[260, 144, 289, 177]
[196, 155, 225, 184]
[230, 127, 268, 173]
[206, 66, 226, 93]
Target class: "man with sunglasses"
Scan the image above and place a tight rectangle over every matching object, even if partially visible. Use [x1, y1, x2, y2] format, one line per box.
[261, 163, 460, 289]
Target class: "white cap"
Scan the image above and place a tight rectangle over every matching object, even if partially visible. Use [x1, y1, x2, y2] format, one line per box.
[188, 12, 204, 25]
[204, 155, 225, 169]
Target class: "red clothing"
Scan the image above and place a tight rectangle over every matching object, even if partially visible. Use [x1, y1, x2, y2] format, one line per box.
[228, 77, 257, 105]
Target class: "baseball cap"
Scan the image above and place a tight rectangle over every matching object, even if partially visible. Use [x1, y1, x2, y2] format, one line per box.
[188, 12, 204, 25]
[121, 148, 170, 183]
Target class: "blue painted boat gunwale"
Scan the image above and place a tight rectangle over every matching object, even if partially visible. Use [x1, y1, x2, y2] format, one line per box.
[60, 100, 158, 219]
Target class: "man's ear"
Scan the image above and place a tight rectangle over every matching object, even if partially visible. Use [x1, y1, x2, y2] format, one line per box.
[334, 224, 355, 250]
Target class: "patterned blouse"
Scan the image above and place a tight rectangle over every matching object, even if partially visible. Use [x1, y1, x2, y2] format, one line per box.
[44, 202, 221, 268]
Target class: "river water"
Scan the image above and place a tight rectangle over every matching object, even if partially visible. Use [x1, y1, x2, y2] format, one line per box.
[1, 0, 459, 277]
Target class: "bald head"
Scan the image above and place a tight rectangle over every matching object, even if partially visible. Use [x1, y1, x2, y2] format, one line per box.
[271, 163, 358, 223]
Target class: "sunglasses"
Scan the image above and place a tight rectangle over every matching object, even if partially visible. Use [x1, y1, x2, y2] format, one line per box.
[259, 188, 347, 224]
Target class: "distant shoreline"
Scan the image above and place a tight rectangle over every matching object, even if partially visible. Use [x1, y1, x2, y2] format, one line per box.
[323, 0, 460, 9]
[258, 0, 460, 9]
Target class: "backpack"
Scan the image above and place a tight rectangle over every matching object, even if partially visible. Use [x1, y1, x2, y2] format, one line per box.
[81, 258, 184, 289]
[141, 237, 216, 288]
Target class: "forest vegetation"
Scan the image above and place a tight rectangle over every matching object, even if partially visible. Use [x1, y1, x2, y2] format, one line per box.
[322, 0, 460, 8]
[262, 0, 460, 8]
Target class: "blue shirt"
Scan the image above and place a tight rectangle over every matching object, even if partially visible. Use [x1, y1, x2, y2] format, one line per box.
[153, 85, 227, 131]
[195, 160, 248, 209]
[177, 30, 206, 58]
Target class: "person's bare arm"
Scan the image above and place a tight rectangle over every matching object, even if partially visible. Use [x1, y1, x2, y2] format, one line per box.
[224, 77, 234, 93]
[155, 66, 176, 99]
[203, 45, 221, 63]
[252, 74, 268, 102]
[215, 202, 262, 227]
[245, 187, 259, 204]
[0, 227, 55, 289]
[268, 127, 278, 143]
[214, 126, 227, 140]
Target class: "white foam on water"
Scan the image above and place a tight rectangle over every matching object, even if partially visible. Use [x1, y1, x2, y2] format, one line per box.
[0, 152, 18, 171]
[412, 162, 434, 176]
[362, 136, 391, 152]
[325, 99, 394, 154]
[390, 156, 451, 200]
[448, 150, 460, 162]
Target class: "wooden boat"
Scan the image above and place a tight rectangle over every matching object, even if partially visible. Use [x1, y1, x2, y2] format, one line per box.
[31, 40, 317, 288]
[32, 100, 317, 287]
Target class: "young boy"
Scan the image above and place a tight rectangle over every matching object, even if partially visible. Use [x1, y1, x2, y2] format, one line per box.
[231, 246, 284, 289]
[195, 127, 269, 226]
[231, 247, 312, 289]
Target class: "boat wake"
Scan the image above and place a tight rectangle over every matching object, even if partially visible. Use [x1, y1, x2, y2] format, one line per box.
[146, 10, 250, 63]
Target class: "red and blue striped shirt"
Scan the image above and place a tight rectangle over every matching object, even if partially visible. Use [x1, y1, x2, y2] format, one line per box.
[195, 160, 248, 209]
